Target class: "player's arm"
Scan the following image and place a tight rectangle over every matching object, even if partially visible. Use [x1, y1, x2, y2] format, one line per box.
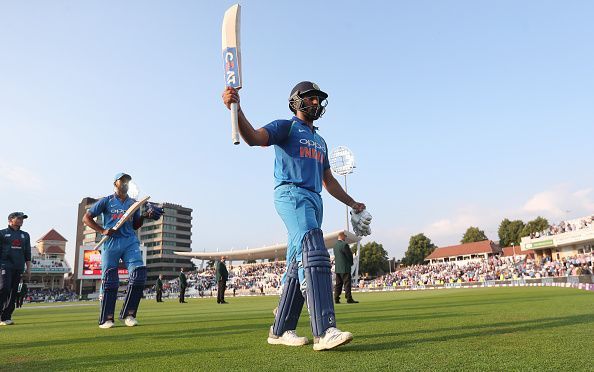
[222, 87, 269, 146]
[323, 168, 366, 212]
[83, 211, 113, 236]
[24, 233, 32, 278]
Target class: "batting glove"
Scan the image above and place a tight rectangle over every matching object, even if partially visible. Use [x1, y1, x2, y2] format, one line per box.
[143, 202, 164, 220]
[350, 209, 372, 236]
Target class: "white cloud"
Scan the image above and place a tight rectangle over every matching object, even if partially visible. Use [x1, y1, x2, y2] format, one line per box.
[423, 206, 497, 246]
[376, 185, 594, 257]
[521, 185, 594, 220]
[0, 161, 42, 191]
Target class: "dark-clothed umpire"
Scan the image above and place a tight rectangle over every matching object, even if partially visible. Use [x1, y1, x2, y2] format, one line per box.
[178, 268, 187, 303]
[155, 274, 163, 303]
[333, 232, 358, 304]
[216, 256, 228, 304]
[0, 212, 32, 325]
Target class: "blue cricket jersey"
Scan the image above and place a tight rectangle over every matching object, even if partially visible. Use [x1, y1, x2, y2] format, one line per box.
[263, 116, 330, 194]
[88, 194, 141, 243]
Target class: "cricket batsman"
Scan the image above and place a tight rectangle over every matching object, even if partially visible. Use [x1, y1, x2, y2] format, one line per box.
[222, 81, 372, 350]
[82, 172, 163, 328]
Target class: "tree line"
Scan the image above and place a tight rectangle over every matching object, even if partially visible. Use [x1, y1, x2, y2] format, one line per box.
[357, 216, 550, 277]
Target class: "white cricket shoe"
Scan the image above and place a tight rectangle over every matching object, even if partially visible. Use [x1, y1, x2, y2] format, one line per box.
[313, 327, 353, 351]
[0, 319, 14, 326]
[124, 316, 138, 327]
[267, 326, 309, 346]
[99, 320, 115, 329]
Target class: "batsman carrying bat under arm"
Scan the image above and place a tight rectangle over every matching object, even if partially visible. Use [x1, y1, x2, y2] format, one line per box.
[222, 81, 372, 351]
[82, 172, 163, 329]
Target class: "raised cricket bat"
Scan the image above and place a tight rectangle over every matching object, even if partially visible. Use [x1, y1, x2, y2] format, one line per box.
[94, 195, 151, 250]
[222, 4, 242, 145]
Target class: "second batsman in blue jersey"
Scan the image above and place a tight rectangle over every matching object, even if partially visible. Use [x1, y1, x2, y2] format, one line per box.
[83, 172, 163, 329]
[222, 81, 367, 351]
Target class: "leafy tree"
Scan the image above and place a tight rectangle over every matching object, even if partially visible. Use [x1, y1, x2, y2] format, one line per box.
[498, 218, 525, 247]
[402, 234, 436, 266]
[358, 241, 389, 276]
[521, 216, 549, 237]
[461, 226, 488, 244]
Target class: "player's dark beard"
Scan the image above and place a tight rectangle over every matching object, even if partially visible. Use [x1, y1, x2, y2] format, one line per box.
[302, 104, 324, 120]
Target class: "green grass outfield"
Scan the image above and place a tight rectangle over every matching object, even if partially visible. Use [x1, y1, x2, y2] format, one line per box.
[1, 287, 593, 371]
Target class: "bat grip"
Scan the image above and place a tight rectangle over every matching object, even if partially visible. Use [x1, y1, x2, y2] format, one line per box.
[231, 102, 240, 145]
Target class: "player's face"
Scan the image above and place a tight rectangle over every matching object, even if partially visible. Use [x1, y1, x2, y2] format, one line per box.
[8, 217, 24, 229]
[114, 179, 129, 195]
[301, 94, 328, 120]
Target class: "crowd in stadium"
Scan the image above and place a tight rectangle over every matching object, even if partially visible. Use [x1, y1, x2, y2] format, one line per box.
[145, 262, 287, 297]
[368, 253, 594, 288]
[25, 288, 78, 302]
[17, 252, 594, 304]
[530, 215, 594, 238]
[147, 252, 594, 296]
[30, 259, 68, 268]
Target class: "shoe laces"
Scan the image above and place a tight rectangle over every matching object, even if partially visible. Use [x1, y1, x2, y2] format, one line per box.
[285, 330, 298, 338]
[323, 327, 343, 340]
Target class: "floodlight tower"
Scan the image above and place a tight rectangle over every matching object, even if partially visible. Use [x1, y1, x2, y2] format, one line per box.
[329, 146, 361, 283]
[329, 146, 356, 232]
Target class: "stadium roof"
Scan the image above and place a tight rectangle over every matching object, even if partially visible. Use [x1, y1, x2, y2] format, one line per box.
[37, 229, 68, 242]
[501, 246, 535, 257]
[425, 240, 501, 260]
[175, 230, 361, 261]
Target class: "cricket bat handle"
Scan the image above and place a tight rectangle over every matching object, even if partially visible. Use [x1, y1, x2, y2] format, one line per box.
[231, 102, 240, 145]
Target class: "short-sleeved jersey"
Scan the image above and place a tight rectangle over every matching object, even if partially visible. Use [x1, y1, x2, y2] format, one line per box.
[0, 227, 32, 271]
[88, 194, 141, 242]
[263, 116, 331, 194]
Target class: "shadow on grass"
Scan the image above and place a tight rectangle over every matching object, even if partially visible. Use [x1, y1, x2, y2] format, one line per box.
[4, 345, 241, 370]
[8, 321, 265, 350]
[341, 311, 467, 325]
[336, 295, 561, 317]
[341, 313, 594, 352]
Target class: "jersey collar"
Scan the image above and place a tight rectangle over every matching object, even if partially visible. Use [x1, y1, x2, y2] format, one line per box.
[292, 116, 319, 133]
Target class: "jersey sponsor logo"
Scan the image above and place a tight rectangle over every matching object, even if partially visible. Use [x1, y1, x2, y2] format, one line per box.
[299, 138, 325, 151]
[110, 208, 127, 222]
[12, 238, 22, 249]
[298, 129, 306, 133]
[299, 138, 326, 164]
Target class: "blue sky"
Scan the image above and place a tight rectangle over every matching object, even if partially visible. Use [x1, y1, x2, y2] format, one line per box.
[1, 1, 593, 267]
